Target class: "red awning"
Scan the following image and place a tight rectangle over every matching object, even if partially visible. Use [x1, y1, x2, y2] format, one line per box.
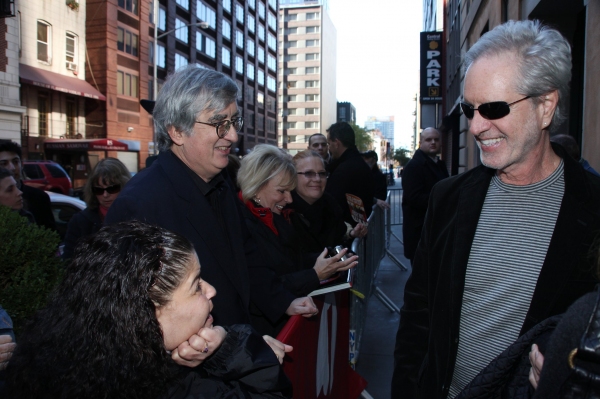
[20, 64, 106, 101]
[44, 139, 129, 151]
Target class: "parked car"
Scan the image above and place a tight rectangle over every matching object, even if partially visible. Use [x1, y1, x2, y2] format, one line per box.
[23, 161, 73, 195]
[46, 191, 86, 241]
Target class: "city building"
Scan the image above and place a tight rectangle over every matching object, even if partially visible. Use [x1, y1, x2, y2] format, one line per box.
[0, 10, 24, 145]
[337, 101, 356, 124]
[277, 0, 337, 155]
[17, 0, 106, 160]
[430, 0, 600, 174]
[365, 115, 394, 149]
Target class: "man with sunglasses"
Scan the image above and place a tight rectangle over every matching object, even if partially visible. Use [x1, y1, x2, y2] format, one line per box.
[392, 20, 600, 399]
[106, 65, 317, 367]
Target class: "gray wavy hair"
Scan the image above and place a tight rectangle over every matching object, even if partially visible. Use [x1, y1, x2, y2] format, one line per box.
[464, 20, 571, 132]
[154, 65, 238, 151]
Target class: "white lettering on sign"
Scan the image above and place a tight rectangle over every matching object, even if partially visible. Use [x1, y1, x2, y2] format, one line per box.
[427, 50, 440, 59]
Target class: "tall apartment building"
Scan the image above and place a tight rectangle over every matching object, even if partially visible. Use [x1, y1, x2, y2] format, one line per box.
[0, 12, 24, 144]
[337, 101, 355, 124]
[18, 0, 105, 159]
[277, 0, 336, 155]
[85, 0, 279, 169]
[365, 116, 394, 149]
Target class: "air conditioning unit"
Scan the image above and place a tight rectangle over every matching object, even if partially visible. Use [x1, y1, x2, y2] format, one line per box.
[66, 62, 77, 71]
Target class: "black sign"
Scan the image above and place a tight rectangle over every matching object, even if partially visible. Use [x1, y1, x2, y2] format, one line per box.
[420, 31, 443, 104]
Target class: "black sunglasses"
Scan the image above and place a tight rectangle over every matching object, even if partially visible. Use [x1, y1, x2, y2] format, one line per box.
[92, 184, 121, 195]
[460, 96, 530, 120]
[297, 171, 329, 179]
[196, 117, 244, 138]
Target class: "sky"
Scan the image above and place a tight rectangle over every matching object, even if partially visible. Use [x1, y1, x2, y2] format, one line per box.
[327, 0, 423, 150]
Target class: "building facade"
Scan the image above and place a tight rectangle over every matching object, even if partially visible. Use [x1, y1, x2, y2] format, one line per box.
[0, 13, 25, 145]
[365, 115, 394, 149]
[337, 101, 355, 124]
[277, 1, 336, 155]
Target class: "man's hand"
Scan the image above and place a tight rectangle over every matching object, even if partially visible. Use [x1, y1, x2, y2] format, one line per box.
[376, 199, 391, 210]
[286, 296, 318, 318]
[350, 222, 368, 239]
[0, 334, 16, 371]
[263, 335, 293, 364]
[172, 325, 227, 367]
[529, 343, 544, 389]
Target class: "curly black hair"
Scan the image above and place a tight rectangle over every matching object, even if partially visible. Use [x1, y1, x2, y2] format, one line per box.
[5, 221, 196, 399]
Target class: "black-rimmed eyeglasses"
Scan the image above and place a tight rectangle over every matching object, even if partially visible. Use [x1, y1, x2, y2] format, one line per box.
[460, 96, 530, 120]
[196, 117, 244, 138]
[297, 171, 329, 179]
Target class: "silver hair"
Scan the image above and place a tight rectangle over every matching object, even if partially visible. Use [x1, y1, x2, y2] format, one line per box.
[237, 144, 297, 202]
[154, 65, 238, 151]
[463, 20, 571, 132]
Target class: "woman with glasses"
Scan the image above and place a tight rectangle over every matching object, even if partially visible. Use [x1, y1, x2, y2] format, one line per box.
[237, 145, 358, 336]
[62, 158, 130, 260]
[289, 150, 367, 263]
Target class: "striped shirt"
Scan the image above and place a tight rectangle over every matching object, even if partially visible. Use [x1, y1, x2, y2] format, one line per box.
[448, 161, 565, 398]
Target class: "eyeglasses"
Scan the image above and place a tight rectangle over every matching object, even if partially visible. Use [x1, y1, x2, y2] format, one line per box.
[297, 171, 329, 179]
[92, 184, 121, 195]
[196, 117, 244, 138]
[460, 96, 530, 120]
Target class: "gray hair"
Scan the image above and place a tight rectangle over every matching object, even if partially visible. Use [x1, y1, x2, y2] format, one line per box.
[154, 65, 239, 151]
[463, 20, 571, 132]
[237, 144, 297, 202]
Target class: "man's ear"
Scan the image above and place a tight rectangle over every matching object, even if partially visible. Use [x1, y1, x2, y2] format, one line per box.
[168, 126, 185, 146]
[541, 90, 559, 128]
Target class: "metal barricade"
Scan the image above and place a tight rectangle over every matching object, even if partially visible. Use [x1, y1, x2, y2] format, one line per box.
[385, 188, 408, 271]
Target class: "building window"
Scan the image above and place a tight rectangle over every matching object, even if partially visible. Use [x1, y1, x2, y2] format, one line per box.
[306, 12, 319, 20]
[285, 27, 297, 35]
[248, 0, 255, 10]
[65, 32, 77, 66]
[247, 39, 255, 56]
[286, 81, 297, 88]
[248, 15, 255, 33]
[257, 92, 264, 108]
[285, 68, 296, 75]
[305, 108, 319, 115]
[66, 97, 77, 136]
[197, 2, 216, 29]
[305, 94, 319, 101]
[257, 114, 265, 131]
[284, 54, 296, 61]
[205, 37, 215, 58]
[285, 108, 296, 116]
[285, 13, 297, 21]
[306, 66, 319, 74]
[247, 64, 254, 80]
[157, 43, 166, 68]
[258, 25, 265, 41]
[118, 27, 139, 56]
[222, 47, 231, 67]
[258, 69, 265, 85]
[38, 93, 49, 136]
[235, 55, 243, 74]
[117, 70, 139, 97]
[222, 20, 231, 40]
[306, 26, 320, 33]
[267, 54, 276, 71]
[267, 13, 276, 30]
[305, 80, 319, 88]
[158, 7, 166, 30]
[305, 121, 319, 129]
[267, 33, 276, 50]
[267, 96, 275, 112]
[223, 0, 231, 13]
[287, 95, 296, 102]
[176, 0, 189, 10]
[236, 30, 244, 48]
[175, 18, 189, 43]
[267, 118, 276, 133]
[258, 2, 265, 19]
[306, 39, 319, 47]
[118, 0, 138, 14]
[258, 47, 265, 63]
[235, 3, 244, 23]
[284, 122, 296, 129]
[268, 0, 276, 10]
[267, 76, 276, 91]
[286, 41, 297, 48]
[37, 21, 51, 63]
[175, 53, 188, 70]
[305, 53, 319, 61]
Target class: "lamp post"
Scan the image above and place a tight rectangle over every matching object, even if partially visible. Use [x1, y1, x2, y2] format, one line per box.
[152, 0, 208, 153]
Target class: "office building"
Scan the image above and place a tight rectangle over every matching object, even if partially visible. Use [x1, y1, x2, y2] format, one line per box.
[337, 101, 356, 124]
[277, 0, 336, 155]
[365, 116, 394, 149]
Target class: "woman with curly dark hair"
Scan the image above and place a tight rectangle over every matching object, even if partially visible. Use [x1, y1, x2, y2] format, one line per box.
[5, 221, 291, 399]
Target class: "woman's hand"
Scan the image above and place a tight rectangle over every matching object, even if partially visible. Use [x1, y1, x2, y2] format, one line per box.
[313, 247, 359, 280]
[349, 222, 368, 239]
[263, 335, 293, 364]
[0, 334, 16, 371]
[286, 296, 318, 318]
[171, 325, 227, 367]
[529, 343, 544, 389]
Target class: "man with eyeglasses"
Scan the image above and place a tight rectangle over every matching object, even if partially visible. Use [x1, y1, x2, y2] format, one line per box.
[107, 65, 317, 369]
[400, 127, 448, 262]
[307, 133, 332, 165]
[392, 20, 600, 399]
[0, 140, 56, 232]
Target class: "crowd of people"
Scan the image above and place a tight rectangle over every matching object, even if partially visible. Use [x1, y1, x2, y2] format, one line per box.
[3, 17, 600, 399]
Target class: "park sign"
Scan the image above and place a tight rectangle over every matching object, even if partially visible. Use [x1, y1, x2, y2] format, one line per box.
[420, 31, 443, 104]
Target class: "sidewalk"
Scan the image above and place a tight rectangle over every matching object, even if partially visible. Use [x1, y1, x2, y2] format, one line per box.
[356, 184, 411, 399]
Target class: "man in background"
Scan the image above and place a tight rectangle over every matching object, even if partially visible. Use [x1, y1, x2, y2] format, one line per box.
[308, 133, 331, 165]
